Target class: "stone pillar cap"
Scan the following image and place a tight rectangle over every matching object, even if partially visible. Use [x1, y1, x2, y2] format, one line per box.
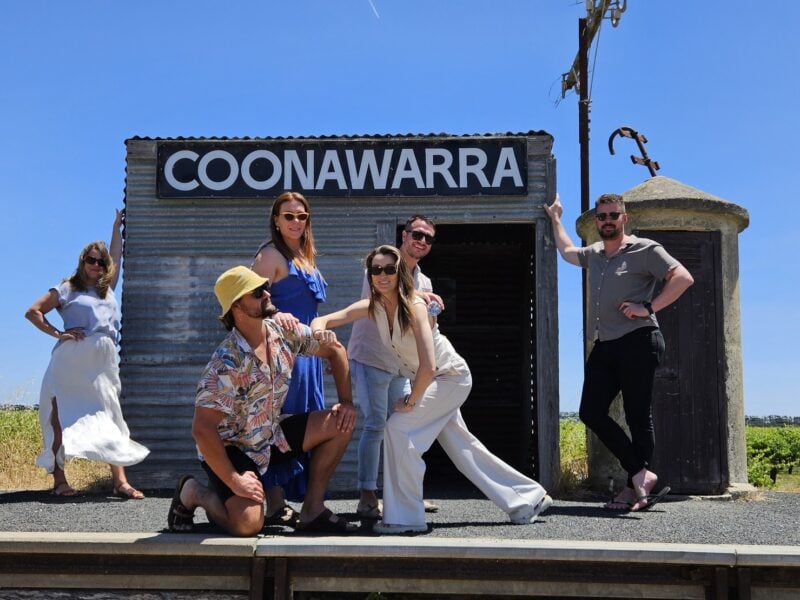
[577, 176, 749, 234]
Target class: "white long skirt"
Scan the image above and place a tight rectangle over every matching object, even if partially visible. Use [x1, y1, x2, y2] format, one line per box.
[36, 333, 149, 472]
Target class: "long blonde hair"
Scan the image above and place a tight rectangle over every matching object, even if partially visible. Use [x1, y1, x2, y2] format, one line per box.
[67, 241, 115, 298]
[365, 245, 415, 335]
[269, 191, 317, 272]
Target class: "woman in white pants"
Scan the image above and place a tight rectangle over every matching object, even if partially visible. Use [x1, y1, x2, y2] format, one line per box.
[311, 245, 551, 533]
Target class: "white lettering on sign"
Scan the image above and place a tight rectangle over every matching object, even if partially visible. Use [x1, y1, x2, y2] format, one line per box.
[160, 144, 525, 196]
[345, 149, 394, 190]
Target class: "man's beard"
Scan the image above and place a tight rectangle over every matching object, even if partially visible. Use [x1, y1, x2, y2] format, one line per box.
[599, 224, 622, 240]
[242, 299, 278, 319]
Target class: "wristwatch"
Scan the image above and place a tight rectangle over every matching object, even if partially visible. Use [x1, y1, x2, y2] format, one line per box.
[642, 301, 654, 316]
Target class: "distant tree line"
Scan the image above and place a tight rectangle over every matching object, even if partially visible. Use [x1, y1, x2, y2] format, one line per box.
[745, 415, 800, 427]
[559, 412, 800, 426]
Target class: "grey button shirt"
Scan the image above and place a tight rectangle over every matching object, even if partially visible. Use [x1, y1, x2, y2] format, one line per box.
[577, 235, 681, 342]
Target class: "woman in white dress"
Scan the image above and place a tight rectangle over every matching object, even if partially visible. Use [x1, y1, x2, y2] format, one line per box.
[25, 209, 149, 498]
[311, 245, 551, 533]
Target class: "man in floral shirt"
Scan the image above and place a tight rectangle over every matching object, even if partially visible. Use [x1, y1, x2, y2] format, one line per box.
[168, 266, 357, 535]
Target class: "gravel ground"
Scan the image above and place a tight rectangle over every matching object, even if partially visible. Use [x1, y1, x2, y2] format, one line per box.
[2, 485, 798, 546]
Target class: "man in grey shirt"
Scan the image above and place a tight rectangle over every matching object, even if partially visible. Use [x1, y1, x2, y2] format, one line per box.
[545, 193, 694, 512]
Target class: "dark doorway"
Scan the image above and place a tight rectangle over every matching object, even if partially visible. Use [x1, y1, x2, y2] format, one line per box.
[398, 223, 538, 484]
[635, 229, 727, 494]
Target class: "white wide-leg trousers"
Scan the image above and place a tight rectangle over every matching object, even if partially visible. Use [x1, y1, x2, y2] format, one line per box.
[381, 363, 547, 527]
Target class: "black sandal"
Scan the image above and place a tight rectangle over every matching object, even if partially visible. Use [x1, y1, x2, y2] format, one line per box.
[167, 475, 195, 533]
[264, 504, 300, 528]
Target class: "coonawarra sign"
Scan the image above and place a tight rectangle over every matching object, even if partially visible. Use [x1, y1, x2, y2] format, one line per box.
[157, 138, 527, 198]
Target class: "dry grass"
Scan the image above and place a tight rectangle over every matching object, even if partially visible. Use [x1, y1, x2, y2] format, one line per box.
[0, 406, 111, 492]
[775, 471, 800, 492]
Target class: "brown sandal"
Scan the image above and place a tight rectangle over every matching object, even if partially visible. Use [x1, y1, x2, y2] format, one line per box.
[113, 483, 145, 500]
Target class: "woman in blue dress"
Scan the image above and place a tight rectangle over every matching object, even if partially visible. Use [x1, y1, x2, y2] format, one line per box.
[251, 191, 327, 526]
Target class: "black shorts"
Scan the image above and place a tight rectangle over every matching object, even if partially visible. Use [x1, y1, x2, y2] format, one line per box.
[200, 413, 309, 503]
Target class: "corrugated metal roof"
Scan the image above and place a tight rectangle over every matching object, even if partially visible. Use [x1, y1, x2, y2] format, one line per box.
[126, 130, 552, 142]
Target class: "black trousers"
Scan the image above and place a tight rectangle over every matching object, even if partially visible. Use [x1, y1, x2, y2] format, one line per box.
[579, 327, 665, 479]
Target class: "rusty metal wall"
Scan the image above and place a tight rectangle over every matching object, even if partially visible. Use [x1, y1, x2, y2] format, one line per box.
[121, 134, 556, 490]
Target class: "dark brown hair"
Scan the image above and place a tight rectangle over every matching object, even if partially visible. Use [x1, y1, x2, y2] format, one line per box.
[404, 214, 436, 232]
[365, 245, 415, 336]
[595, 193, 626, 212]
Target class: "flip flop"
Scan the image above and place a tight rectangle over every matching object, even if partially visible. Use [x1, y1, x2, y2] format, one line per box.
[264, 504, 300, 528]
[604, 499, 633, 512]
[167, 475, 196, 533]
[296, 508, 358, 534]
[633, 486, 671, 512]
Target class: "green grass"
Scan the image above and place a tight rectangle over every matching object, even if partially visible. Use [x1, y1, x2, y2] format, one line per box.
[558, 418, 588, 495]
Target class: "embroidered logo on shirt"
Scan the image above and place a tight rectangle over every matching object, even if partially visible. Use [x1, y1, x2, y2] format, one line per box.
[615, 261, 628, 276]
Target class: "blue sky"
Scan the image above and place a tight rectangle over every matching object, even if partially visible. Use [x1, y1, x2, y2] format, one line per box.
[1, 1, 797, 416]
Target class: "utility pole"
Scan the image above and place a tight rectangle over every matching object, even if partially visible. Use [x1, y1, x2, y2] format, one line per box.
[578, 17, 590, 214]
[562, 0, 627, 213]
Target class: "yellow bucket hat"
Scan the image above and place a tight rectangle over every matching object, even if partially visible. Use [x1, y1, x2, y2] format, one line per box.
[214, 266, 269, 317]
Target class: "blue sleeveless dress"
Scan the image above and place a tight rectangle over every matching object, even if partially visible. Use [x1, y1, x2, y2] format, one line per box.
[264, 259, 327, 501]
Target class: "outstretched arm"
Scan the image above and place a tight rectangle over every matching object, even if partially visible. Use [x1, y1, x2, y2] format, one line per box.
[309, 299, 370, 338]
[543, 194, 582, 267]
[109, 208, 124, 290]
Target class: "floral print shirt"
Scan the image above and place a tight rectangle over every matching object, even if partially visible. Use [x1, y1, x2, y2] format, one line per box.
[195, 320, 319, 474]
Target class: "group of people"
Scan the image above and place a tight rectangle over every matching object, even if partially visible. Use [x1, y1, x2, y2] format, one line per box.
[27, 188, 692, 536]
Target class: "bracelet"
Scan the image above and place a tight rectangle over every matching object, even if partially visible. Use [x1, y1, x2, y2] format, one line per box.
[402, 394, 415, 407]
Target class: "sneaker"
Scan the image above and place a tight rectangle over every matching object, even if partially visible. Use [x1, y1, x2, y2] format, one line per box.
[373, 521, 428, 534]
[423, 499, 440, 513]
[508, 494, 553, 525]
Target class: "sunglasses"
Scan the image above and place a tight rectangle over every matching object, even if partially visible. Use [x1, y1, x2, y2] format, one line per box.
[408, 229, 435, 244]
[368, 264, 398, 276]
[84, 256, 107, 268]
[251, 282, 271, 299]
[280, 212, 309, 222]
[595, 212, 623, 221]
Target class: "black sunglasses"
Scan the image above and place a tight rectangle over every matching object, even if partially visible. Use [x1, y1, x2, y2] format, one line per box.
[596, 212, 622, 221]
[407, 229, 435, 244]
[368, 264, 398, 276]
[280, 212, 309, 222]
[84, 256, 107, 268]
[251, 282, 271, 299]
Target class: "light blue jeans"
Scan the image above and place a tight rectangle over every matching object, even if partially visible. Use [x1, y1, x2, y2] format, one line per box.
[350, 360, 409, 491]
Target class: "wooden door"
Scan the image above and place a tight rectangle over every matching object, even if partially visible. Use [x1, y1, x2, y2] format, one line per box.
[636, 230, 727, 494]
